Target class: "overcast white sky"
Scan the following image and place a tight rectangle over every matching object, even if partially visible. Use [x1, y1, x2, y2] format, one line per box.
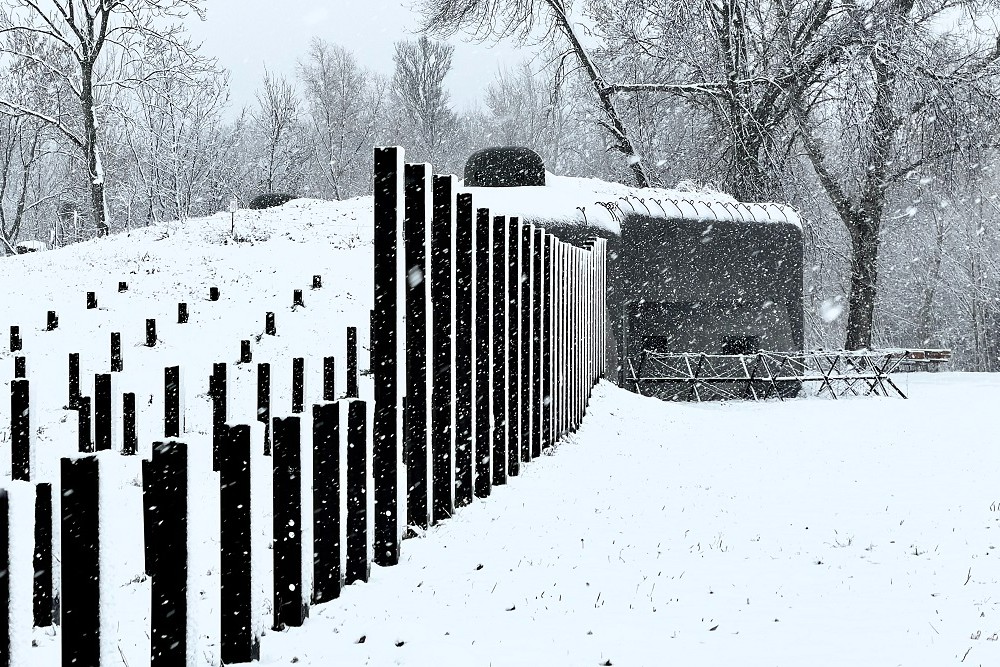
[183, 0, 529, 113]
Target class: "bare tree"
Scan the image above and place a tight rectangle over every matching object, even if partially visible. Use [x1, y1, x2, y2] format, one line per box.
[391, 36, 460, 168]
[251, 69, 305, 195]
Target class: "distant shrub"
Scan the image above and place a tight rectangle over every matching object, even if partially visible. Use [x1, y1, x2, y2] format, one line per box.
[248, 193, 296, 210]
[464, 147, 546, 187]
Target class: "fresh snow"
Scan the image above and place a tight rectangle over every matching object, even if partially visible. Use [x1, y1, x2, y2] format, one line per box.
[0, 196, 995, 666]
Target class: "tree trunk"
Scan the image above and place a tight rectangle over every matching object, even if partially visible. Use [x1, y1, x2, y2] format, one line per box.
[844, 216, 880, 350]
[81, 66, 108, 236]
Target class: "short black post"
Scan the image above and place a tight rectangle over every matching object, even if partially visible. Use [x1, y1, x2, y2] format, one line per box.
[61, 455, 100, 667]
[77, 396, 92, 453]
[431, 174, 454, 522]
[145, 318, 157, 347]
[0, 490, 8, 665]
[13, 356, 25, 379]
[11, 379, 30, 481]
[177, 303, 188, 324]
[111, 332, 122, 372]
[265, 312, 276, 336]
[474, 207, 492, 498]
[272, 416, 307, 629]
[94, 373, 112, 451]
[122, 393, 137, 455]
[33, 483, 53, 628]
[9, 326, 20, 352]
[143, 442, 189, 665]
[68, 353, 80, 409]
[323, 356, 336, 401]
[219, 425, 259, 663]
[346, 327, 358, 398]
[345, 399, 369, 584]
[257, 363, 271, 455]
[86, 292, 97, 309]
[293, 289, 304, 308]
[164, 366, 180, 438]
[46, 310, 58, 331]
[240, 340, 252, 364]
[211, 362, 227, 471]
[491, 215, 507, 487]
[312, 275, 322, 289]
[292, 357, 305, 414]
[312, 403, 342, 602]
[209, 286, 220, 301]
[118, 281, 128, 292]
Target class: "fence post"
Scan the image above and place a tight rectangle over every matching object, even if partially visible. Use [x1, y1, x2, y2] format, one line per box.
[240, 340, 252, 365]
[431, 174, 455, 521]
[145, 318, 157, 347]
[78, 396, 92, 453]
[292, 357, 305, 414]
[177, 303, 188, 324]
[118, 281, 128, 292]
[312, 275, 322, 289]
[0, 489, 6, 667]
[272, 416, 307, 629]
[293, 289, 305, 309]
[209, 287, 220, 301]
[542, 234, 553, 449]
[9, 326, 20, 353]
[474, 207, 492, 499]
[258, 363, 271, 456]
[404, 162, 430, 530]
[219, 425, 259, 663]
[312, 403, 342, 602]
[265, 312, 276, 336]
[344, 399, 369, 584]
[211, 362, 227, 470]
[122, 393, 137, 455]
[323, 356, 336, 402]
[110, 332, 122, 372]
[143, 441, 188, 665]
[454, 192, 474, 508]
[164, 366, 180, 438]
[346, 327, 358, 399]
[519, 222, 532, 464]
[11, 380, 29, 482]
[506, 216, 520, 478]
[491, 215, 507, 487]
[86, 292, 97, 309]
[46, 311, 57, 331]
[13, 357, 25, 379]
[94, 373, 112, 452]
[531, 227, 543, 459]
[68, 352, 80, 409]
[33, 483, 53, 628]
[61, 455, 100, 667]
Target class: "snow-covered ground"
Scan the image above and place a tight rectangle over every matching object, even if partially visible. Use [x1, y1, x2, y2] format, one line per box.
[1, 198, 997, 666]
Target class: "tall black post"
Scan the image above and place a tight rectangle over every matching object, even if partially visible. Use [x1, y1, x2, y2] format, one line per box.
[164, 366, 180, 438]
[404, 162, 430, 531]
[9, 326, 20, 352]
[507, 216, 520, 477]
[257, 363, 271, 455]
[431, 174, 454, 521]
[110, 332, 122, 372]
[531, 226, 543, 459]
[0, 490, 7, 666]
[77, 396, 92, 453]
[474, 207, 492, 499]
[122, 393, 137, 455]
[220, 424, 259, 663]
[323, 356, 336, 401]
[454, 192, 474, 507]
[272, 416, 307, 629]
[68, 352, 80, 409]
[61, 455, 100, 667]
[211, 362, 227, 470]
[520, 224, 532, 464]
[11, 379, 29, 481]
[312, 403, 342, 602]
[346, 327, 358, 399]
[292, 357, 305, 414]
[143, 442, 188, 665]
[33, 483, 53, 628]
[491, 215, 508, 487]
[345, 399, 369, 584]
[542, 234, 554, 449]
[94, 373, 112, 452]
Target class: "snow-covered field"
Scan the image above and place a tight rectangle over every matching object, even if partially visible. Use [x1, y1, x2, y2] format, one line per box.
[1, 198, 997, 666]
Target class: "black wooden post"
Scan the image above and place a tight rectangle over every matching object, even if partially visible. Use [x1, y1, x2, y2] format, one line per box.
[491, 215, 507, 487]
[312, 403, 341, 602]
[345, 399, 369, 584]
[164, 366, 180, 438]
[312, 275, 322, 289]
[240, 340, 252, 364]
[209, 287, 220, 301]
[219, 424, 259, 664]
[143, 442, 188, 665]
[272, 416, 307, 629]
[346, 327, 358, 398]
[68, 352, 80, 409]
[61, 455, 100, 667]
[111, 332, 122, 372]
[94, 373, 112, 452]
[118, 281, 128, 292]
[145, 319, 157, 347]
[12, 379, 30, 481]
[123, 393, 137, 455]
[0, 490, 7, 666]
[519, 222, 532, 464]
[292, 357, 305, 414]
[531, 227, 543, 459]
[323, 356, 336, 401]
[13, 356, 25, 379]
[78, 396, 92, 453]
[211, 362, 227, 470]
[9, 326, 20, 352]
[293, 289, 305, 309]
[506, 216, 520, 478]
[33, 483, 53, 628]
[265, 312, 276, 336]
[404, 162, 430, 531]
[86, 292, 97, 309]
[454, 193, 474, 507]
[474, 207, 492, 499]
[177, 303, 188, 324]
[258, 363, 271, 455]
[431, 174, 455, 522]
[46, 310, 58, 331]
[542, 234, 554, 449]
